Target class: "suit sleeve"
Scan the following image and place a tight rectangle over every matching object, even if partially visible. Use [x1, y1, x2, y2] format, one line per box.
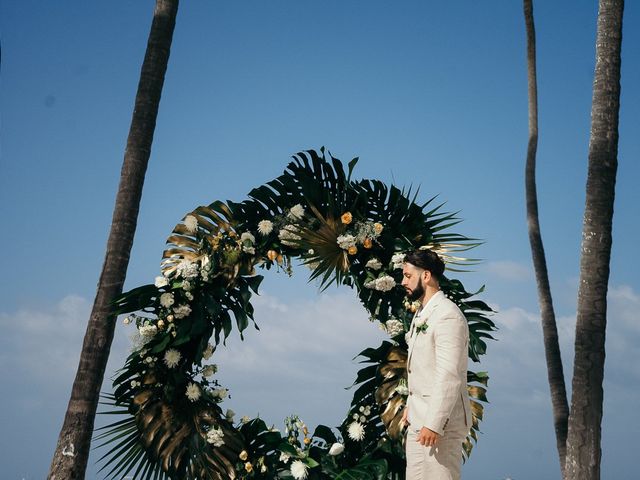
[422, 313, 467, 435]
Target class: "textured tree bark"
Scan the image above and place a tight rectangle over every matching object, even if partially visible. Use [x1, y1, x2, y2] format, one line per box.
[48, 1, 179, 478]
[522, 1, 570, 476]
[565, 1, 623, 479]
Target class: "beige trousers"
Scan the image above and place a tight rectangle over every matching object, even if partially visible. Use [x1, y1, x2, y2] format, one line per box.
[405, 428, 466, 480]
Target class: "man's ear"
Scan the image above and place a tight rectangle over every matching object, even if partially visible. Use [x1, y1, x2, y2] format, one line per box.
[423, 269, 432, 282]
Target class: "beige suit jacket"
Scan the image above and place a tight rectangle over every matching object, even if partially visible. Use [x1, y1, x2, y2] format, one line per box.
[405, 290, 472, 436]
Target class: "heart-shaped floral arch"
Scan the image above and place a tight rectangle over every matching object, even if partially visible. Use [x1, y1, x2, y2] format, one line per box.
[98, 149, 495, 480]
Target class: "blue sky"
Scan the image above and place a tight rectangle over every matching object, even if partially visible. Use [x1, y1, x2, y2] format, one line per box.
[1, 1, 639, 479]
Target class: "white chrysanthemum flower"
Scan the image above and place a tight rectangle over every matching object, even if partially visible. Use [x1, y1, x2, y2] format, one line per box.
[242, 245, 256, 255]
[138, 324, 158, 342]
[240, 232, 255, 244]
[347, 421, 365, 441]
[336, 234, 357, 250]
[385, 318, 404, 337]
[160, 292, 175, 308]
[278, 224, 301, 246]
[391, 253, 406, 269]
[155, 276, 169, 288]
[395, 379, 409, 396]
[225, 409, 235, 422]
[279, 451, 291, 464]
[163, 349, 181, 368]
[202, 364, 217, 378]
[329, 442, 344, 456]
[184, 215, 198, 233]
[182, 280, 192, 291]
[365, 258, 382, 270]
[202, 343, 215, 360]
[290, 460, 308, 480]
[241, 415, 251, 424]
[288, 204, 305, 220]
[173, 304, 192, 320]
[206, 426, 225, 447]
[257, 220, 274, 236]
[186, 382, 201, 402]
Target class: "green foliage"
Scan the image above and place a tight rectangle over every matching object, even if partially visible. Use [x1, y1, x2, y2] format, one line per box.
[97, 149, 495, 479]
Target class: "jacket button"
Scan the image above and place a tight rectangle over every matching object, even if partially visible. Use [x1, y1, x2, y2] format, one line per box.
[408, 369, 412, 374]
[409, 391, 413, 396]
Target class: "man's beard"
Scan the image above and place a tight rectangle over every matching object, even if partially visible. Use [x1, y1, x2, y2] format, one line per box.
[406, 278, 425, 301]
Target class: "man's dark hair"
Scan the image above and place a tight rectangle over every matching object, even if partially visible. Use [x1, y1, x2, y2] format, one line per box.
[404, 249, 445, 280]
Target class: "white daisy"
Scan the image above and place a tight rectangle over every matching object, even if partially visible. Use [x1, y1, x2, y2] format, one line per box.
[154, 276, 169, 288]
[257, 220, 274, 235]
[347, 421, 365, 441]
[163, 349, 181, 368]
[186, 382, 201, 402]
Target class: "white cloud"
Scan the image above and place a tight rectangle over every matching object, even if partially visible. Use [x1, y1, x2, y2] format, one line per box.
[485, 260, 532, 281]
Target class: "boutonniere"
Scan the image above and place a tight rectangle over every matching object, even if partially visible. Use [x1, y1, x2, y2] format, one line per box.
[414, 316, 428, 333]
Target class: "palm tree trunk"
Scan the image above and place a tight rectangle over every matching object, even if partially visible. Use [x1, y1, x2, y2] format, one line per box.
[48, 1, 179, 478]
[565, 1, 623, 479]
[522, 1, 570, 476]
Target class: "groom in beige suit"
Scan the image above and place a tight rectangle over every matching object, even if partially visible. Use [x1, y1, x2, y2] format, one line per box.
[401, 249, 472, 480]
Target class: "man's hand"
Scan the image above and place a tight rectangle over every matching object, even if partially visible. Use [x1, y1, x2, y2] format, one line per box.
[417, 427, 439, 447]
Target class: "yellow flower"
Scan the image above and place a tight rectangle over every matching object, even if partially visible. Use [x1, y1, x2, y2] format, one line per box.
[374, 223, 383, 234]
[363, 238, 373, 249]
[245, 462, 253, 473]
[157, 320, 165, 329]
[341, 212, 353, 225]
[303, 437, 311, 445]
[348, 246, 358, 255]
[239, 450, 248, 461]
[267, 250, 278, 261]
[277, 254, 284, 265]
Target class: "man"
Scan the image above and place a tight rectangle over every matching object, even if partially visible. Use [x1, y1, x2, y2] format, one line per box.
[401, 249, 472, 480]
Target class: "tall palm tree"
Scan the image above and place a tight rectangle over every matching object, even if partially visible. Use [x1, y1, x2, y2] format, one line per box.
[48, 1, 180, 478]
[522, 1, 570, 476]
[565, 1, 624, 479]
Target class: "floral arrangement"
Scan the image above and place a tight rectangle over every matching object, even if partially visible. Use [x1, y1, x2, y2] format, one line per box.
[98, 149, 495, 480]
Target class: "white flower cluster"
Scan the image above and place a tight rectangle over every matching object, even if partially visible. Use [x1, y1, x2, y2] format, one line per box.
[391, 253, 406, 269]
[288, 204, 305, 220]
[336, 234, 357, 250]
[186, 382, 201, 402]
[211, 387, 228, 401]
[173, 303, 192, 320]
[258, 220, 274, 236]
[154, 276, 169, 288]
[202, 343, 215, 360]
[384, 318, 404, 337]
[240, 231, 256, 255]
[278, 224, 302, 247]
[364, 275, 396, 292]
[365, 258, 382, 270]
[160, 292, 175, 308]
[176, 260, 199, 280]
[206, 426, 225, 447]
[202, 364, 218, 378]
[279, 451, 291, 464]
[395, 378, 409, 396]
[354, 221, 383, 244]
[138, 324, 158, 343]
[200, 255, 213, 282]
